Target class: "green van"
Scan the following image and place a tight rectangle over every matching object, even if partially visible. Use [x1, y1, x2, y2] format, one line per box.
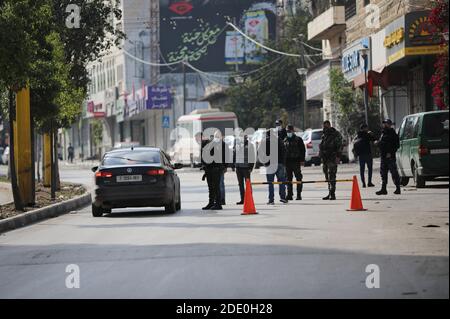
[397, 110, 449, 188]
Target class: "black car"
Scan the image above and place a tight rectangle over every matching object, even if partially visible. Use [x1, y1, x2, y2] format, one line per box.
[91, 147, 182, 217]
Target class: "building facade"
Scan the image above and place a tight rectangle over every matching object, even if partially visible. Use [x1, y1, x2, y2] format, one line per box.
[305, 0, 444, 130]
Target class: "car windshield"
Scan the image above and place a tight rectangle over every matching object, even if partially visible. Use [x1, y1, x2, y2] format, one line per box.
[102, 150, 161, 166]
[423, 113, 449, 138]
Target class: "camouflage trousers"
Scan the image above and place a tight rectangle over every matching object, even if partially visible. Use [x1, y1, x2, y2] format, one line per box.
[322, 160, 338, 193]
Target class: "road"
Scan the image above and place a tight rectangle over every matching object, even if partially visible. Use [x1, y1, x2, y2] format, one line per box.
[0, 162, 448, 298]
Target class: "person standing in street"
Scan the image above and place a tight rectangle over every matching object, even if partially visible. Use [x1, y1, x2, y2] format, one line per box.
[67, 143, 74, 163]
[200, 130, 226, 210]
[284, 124, 306, 201]
[233, 133, 255, 205]
[353, 124, 376, 188]
[375, 119, 401, 195]
[263, 128, 288, 205]
[319, 120, 343, 200]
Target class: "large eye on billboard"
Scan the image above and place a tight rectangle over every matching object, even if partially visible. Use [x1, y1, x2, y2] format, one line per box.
[160, 0, 276, 73]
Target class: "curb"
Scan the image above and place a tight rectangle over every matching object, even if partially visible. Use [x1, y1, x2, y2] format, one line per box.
[0, 191, 92, 234]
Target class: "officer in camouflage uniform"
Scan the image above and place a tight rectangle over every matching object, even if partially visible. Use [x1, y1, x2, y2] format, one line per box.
[284, 124, 306, 201]
[319, 121, 343, 200]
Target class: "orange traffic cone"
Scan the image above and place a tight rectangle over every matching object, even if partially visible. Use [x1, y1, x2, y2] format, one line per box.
[242, 178, 258, 215]
[347, 175, 367, 211]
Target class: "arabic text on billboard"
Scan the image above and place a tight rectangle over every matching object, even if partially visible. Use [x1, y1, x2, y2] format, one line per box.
[160, 0, 276, 72]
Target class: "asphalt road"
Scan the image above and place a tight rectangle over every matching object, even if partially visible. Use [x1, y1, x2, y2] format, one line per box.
[0, 163, 448, 298]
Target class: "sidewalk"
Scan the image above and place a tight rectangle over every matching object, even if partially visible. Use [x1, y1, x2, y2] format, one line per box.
[59, 159, 100, 170]
[0, 182, 12, 205]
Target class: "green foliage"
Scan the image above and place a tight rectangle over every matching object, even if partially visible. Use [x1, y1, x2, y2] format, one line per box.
[92, 120, 103, 147]
[224, 9, 320, 129]
[0, 0, 124, 132]
[330, 68, 381, 138]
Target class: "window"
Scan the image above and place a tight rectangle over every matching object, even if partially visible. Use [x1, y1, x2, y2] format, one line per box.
[102, 150, 161, 166]
[403, 117, 419, 140]
[423, 113, 449, 138]
[345, 0, 356, 20]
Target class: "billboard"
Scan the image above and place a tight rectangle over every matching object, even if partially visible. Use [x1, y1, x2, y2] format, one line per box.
[160, 0, 276, 72]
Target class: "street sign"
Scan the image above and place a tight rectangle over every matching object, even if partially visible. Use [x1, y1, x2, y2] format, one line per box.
[162, 116, 170, 128]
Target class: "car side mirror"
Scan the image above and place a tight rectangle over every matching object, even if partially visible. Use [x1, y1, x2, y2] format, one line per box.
[173, 163, 183, 170]
[91, 166, 98, 173]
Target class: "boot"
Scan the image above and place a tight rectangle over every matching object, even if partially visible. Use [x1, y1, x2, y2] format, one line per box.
[329, 191, 336, 201]
[322, 193, 331, 200]
[202, 202, 214, 210]
[286, 194, 293, 201]
[394, 185, 401, 195]
[296, 193, 302, 201]
[368, 182, 375, 187]
[210, 202, 223, 210]
[376, 184, 388, 196]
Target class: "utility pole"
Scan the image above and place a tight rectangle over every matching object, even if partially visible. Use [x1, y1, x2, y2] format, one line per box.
[182, 62, 187, 115]
[297, 35, 308, 130]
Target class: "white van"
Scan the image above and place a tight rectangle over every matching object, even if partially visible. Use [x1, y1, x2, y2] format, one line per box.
[171, 109, 239, 167]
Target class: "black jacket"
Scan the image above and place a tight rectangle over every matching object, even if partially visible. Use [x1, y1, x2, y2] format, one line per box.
[378, 127, 400, 158]
[261, 130, 286, 167]
[201, 139, 226, 169]
[353, 131, 376, 156]
[284, 135, 306, 163]
[233, 139, 256, 170]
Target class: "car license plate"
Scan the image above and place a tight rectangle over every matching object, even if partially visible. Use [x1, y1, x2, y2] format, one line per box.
[430, 149, 449, 155]
[117, 175, 142, 183]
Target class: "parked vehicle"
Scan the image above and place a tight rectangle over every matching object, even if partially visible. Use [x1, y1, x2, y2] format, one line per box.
[299, 129, 322, 166]
[397, 110, 449, 188]
[91, 147, 182, 217]
[299, 129, 349, 166]
[171, 109, 238, 167]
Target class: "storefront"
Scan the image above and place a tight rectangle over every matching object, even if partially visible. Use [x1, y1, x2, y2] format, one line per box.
[372, 10, 446, 123]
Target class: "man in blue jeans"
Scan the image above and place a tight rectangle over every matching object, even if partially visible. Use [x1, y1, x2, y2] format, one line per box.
[353, 124, 376, 188]
[264, 129, 288, 205]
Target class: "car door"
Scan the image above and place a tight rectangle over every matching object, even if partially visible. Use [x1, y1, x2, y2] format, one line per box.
[163, 152, 180, 197]
[400, 116, 418, 176]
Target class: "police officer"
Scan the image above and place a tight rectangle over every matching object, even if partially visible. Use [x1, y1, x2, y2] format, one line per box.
[233, 132, 256, 205]
[284, 124, 306, 201]
[198, 131, 226, 210]
[376, 119, 401, 195]
[319, 120, 343, 200]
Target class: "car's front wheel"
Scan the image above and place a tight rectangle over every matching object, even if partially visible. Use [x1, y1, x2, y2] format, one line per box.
[92, 204, 103, 217]
[400, 177, 410, 186]
[412, 163, 426, 188]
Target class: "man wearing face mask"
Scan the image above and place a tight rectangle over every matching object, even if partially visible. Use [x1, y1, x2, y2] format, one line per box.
[275, 119, 287, 140]
[319, 120, 343, 200]
[284, 125, 306, 201]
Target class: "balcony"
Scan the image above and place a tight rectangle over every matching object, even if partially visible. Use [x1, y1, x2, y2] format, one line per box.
[307, 6, 346, 41]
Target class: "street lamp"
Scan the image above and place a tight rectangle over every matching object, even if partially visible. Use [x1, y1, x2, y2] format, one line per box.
[359, 47, 370, 126]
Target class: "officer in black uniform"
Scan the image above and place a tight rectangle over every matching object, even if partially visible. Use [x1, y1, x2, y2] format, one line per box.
[284, 125, 306, 200]
[199, 131, 226, 210]
[376, 119, 401, 195]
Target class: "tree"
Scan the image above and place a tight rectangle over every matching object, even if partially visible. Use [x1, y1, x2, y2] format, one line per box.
[429, 0, 449, 110]
[0, 0, 124, 209]
[329, 68, 381, 139]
